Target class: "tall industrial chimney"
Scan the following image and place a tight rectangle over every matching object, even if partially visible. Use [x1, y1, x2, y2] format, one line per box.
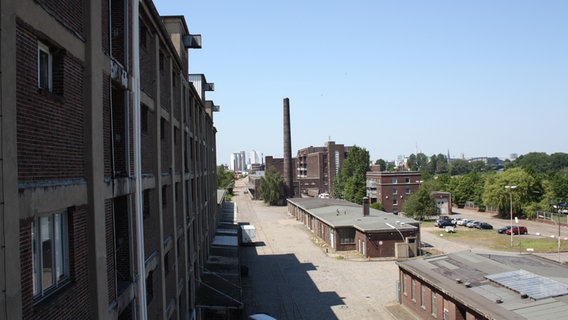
[283, 98, 293, 198]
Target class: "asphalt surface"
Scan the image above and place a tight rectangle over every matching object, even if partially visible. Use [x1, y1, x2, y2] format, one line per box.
[234, 181, 407, 320]
[233, 178, 568, 320]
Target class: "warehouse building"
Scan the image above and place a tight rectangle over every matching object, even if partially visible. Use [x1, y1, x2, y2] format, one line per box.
[287, 198, 421, 258]
[397, 251, 568, 319]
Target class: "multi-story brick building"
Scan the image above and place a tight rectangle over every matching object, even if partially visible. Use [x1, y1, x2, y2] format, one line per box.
[1, 1, 220, 319]
[366, 167, 421, 213]
[296, 141, 352, 197]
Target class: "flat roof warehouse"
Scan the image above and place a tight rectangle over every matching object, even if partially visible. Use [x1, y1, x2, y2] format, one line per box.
[287, 197, 421, 258]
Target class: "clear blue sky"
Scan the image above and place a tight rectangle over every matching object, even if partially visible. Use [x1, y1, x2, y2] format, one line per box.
[154, 0, 568, 165]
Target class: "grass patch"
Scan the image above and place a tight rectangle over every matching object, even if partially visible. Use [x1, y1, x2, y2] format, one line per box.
[428, 226, 568, 253]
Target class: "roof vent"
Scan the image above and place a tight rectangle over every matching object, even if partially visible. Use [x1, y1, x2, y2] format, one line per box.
[464, 282, 472, 288]
[456, 279, 462, 284]
[495, 298, 503, 304]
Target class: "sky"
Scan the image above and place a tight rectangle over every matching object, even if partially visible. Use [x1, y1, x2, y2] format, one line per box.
[154, 0, 568, 164]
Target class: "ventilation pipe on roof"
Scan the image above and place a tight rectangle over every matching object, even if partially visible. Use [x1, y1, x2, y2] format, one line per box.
[363, 197, 370, 216]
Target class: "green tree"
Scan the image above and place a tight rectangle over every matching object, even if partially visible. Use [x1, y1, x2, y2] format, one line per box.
[482, 167, 537, 218]
[217, 165, 235, 193]
[449, 159, 472, 176]
[333, 146, 370, 204]
[402, 180, 440, 220]
[258, 168, 285, 205]
[452, 171, 485, 208]
[370, 202, 385, 211]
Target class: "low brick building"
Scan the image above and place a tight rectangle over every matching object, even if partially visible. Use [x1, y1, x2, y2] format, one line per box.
[287, 197, 420, 258]
[397, 251, 568, 319]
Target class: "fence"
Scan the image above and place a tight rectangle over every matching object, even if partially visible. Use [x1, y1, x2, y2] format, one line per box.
[536, 211, 568, 225]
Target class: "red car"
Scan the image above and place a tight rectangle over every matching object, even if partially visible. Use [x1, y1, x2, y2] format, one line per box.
[506, 226, 528, 235]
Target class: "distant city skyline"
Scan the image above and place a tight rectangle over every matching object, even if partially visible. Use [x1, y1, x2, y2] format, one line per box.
[223, 146, 519, 167]
[154, 1, 568, 164]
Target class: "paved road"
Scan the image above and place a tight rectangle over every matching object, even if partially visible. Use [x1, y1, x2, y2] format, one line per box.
[425, 208, 568, 262]
[234, 180, 407, 320]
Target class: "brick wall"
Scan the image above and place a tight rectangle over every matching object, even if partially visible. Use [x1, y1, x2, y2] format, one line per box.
[16, 21, 86, 182]
[36, 0, 85, 37]
[400, 270, 476, 320]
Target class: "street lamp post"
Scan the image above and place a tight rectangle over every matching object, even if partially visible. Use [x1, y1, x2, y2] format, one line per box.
[505, 185, 517, 248]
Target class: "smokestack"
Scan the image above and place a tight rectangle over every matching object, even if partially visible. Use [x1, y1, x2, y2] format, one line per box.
[283, 98, 293, 198]
[363, 197, 370, 216]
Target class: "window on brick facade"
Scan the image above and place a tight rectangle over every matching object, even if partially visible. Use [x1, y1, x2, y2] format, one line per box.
[392, 188, 398, 195]
[32, 210, 70, 299]
[164, 252, 170, 276]
[411, 279, 416, 301]
[392, 178, 398, 184]
[402, 274, 407, 295]
[141, 104, 148, 133]
[162, 186, 167, 209]
[421, 285, 426, 308]
[405, 188, 411, 195]
[405, 178, 410, 183]
[38, 42, 52, 91]
[393, 199, 398, 206]
[432, 292, 437, 316]
[143, 189, 150, 218]
[146, 270, 154, 305]
[338, 228, 355, 245]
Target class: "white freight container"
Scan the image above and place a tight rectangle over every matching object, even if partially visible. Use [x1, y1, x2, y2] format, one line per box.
[241, 225, 257, 245]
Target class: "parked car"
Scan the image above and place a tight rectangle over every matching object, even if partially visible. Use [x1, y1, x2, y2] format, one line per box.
[458, 219, 473, 226]
[475, 222, 493, 230]
[435, 220, 456, 228]
[497, 226, 512, 234]
[466, 221, 479, 228]
[451, 218, 463, 225]
[506, 226, 528, 235]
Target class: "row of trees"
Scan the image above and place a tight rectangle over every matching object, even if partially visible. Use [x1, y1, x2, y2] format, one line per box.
[402, 153, 568, 220]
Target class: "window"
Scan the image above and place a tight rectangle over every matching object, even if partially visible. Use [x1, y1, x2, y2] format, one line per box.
[32, 210, 69, 298]
[411, 279, 416, 301]
[392, 188, 398, 195]
[146, 270, 154, 305]
[338, 228, 355, 244]
[162, 186, 167, 209]
[141, 105, 148, 133]
[421, 286, 426, 308]
[432, 292, 437, 316]
[402, 274, 407, 295]
[143, 190, 150, 218]
[164, 252, 170, 276]
[392, 178, 398, 184]
[38, 42, 52, 91]
[405, 188, 411, 195]
[405, 178, 410, 183]
[393, 199, 398, 206]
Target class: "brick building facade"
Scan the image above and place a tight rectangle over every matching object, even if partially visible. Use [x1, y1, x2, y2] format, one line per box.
[296, 141, 352, 197]
[397, 251, 568, 319]
[1, 1, 219, 319]
[366, 167, 422, 213]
